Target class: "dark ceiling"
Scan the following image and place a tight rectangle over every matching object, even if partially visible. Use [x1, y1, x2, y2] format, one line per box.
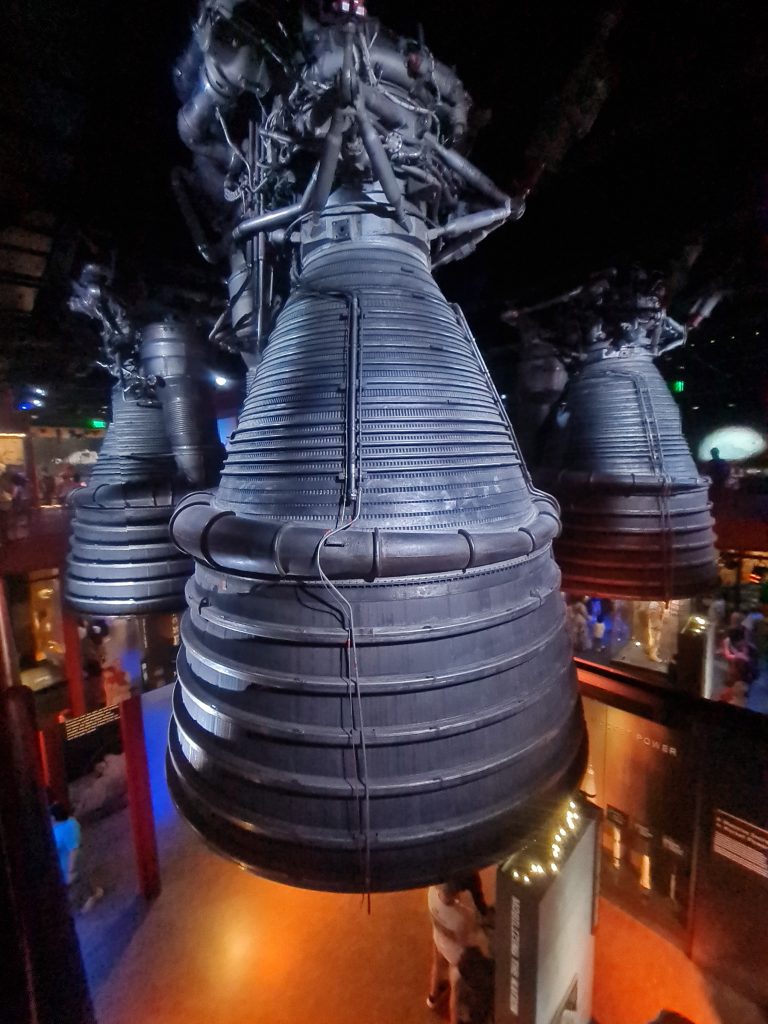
[1, 0, 766, 439]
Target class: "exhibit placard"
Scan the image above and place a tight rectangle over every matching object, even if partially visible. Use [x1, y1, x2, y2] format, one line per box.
[713, 810, 768, 882]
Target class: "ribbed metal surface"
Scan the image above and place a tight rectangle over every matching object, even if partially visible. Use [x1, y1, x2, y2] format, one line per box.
[140, 322, 224, 487]
[218, 246, 534, 529]
[168, 232, 586, 893]
[536, 346, 717, 600]
[90, 387, 177, 485]
[65, 386, 193, 615]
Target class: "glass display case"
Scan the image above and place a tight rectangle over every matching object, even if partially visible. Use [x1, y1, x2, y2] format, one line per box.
[564, 594, 703, 677]
[567, 584, 768, 713]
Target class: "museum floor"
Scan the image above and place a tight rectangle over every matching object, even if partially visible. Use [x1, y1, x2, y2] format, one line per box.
[73, 688, 766, 1024]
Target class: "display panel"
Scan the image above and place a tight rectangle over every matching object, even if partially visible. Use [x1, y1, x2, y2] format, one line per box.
[690, 717, 768, 1004]
[495, 803, 599, 1024]
[581, 697, 695, 946]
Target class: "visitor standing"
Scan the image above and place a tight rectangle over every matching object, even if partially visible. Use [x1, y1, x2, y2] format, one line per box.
[706, 447, 731, 492]
[426, 880, 490, 1024]
[50, 803, 103, 914]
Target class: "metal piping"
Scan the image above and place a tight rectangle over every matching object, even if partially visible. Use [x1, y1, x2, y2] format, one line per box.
[311, 107, 348, 214]
[430, 206, 513, 240]
[343, 294, 361, 506]
[361, 85, 408, 129]
[170, 491, 560, 581]
[355, 98, 408, 227]
[71, 478, 184, 510]
[305, 43, 469, 141]
[426, 137, 515, 208]
[537, 467, 710, 493]
[432, 228, 495, 268]
[231, 166, 320, 243]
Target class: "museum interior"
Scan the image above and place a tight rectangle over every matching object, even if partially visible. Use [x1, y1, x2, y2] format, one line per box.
[1, 2, 767, 1023]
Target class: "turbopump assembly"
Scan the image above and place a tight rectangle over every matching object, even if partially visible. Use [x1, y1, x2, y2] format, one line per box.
[167, 1, 586, 892]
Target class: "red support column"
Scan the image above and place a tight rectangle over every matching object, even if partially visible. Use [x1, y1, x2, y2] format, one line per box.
[37, 721, 69, 808]
[61, 605, 87, 718]
[120, 693, 161, 900]
[0, 578, 95, 1023]
[0, 578, 18, 689]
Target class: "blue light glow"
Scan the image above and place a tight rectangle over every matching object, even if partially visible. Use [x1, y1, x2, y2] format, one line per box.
[217, 416, 237, 445]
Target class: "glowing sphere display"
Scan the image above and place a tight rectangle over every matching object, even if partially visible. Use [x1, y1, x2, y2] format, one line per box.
[699, 427, 767, 462]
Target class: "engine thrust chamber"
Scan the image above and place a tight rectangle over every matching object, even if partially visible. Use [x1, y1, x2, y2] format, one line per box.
[536, 345, 717, 600]
[140, 321, 224, 488]
[66, 384, 193, 615]
[167, 220, 586, 892]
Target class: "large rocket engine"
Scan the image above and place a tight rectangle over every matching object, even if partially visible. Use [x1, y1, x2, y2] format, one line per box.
[66, 268, 223, 615]
[167, 1, 586, 892]
[524, 268, 718, 601]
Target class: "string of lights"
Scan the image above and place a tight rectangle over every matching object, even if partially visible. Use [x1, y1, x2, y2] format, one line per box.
[499, 797, 585, 885]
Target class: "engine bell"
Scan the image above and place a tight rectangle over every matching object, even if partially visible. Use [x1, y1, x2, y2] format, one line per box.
[536, 343, 718, 600]
[167, 208, 586, 892]
[65, 383, 193, 616]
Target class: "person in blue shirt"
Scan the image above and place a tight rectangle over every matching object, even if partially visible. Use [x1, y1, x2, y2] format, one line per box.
[50, 803, 103, 914]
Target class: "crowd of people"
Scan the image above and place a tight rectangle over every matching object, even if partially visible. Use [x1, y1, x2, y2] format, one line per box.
[0, 466, 31, 544]
[39, 465, 84, 506]
[715, 603, 767, 706]
[564, 596, 632, 657]
[565, 587, 768, 704]
[0, 462, 87, 545]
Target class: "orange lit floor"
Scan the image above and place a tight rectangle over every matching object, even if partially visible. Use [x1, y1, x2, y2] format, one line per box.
[74, 689, 767, 1024]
